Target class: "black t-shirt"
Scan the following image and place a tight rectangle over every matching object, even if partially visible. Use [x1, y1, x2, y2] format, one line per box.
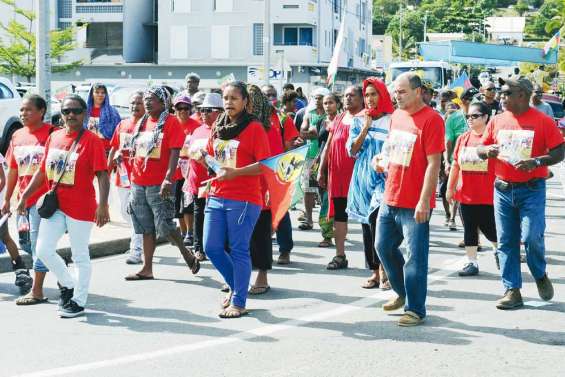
[482, 100, 500, 117]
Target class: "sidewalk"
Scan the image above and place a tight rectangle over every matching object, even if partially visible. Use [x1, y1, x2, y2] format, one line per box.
[0, 185, 134, 273]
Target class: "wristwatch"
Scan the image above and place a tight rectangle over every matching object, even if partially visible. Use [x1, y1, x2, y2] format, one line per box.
[533, 157, 543, 167]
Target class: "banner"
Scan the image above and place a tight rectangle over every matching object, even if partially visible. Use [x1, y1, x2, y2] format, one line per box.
[326, 19, 346, 86]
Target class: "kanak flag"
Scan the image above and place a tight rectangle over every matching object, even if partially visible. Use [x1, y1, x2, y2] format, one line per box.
[543, 31, 560, 56]
[260, 145, 308, 230]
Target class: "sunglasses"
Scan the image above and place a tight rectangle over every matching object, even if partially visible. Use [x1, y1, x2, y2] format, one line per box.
[465, 113, 484, 120]
[485, 87, 495, 92]
[499, 90, 514, 97]
[175, 106, 191, 112]
[61, 108, 84, 116]
[200, 108, 222, 114]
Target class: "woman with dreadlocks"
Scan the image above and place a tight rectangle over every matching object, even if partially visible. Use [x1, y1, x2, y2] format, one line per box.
[125, 86, 200, 281]
[201, 81, 270, 318]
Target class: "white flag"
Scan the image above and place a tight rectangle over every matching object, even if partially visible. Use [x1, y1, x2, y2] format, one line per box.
[327, 20, 346, 85]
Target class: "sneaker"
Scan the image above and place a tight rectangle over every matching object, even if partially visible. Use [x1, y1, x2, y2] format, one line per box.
[496, 288, 523, 310]
[58, 286, 74, 309]
[183, 233, 194, 247]
[58, 300, 84, 318]
[383, 296, 405, 311]
[398, 311, 423, 327]
[125, 253, 143, 265]
[535, 274, 554, 301]
[14, 269, 33, 294]
[277, 252, 290, 265]
[448, 220, 457, 231]
[458, 262, 479, 277]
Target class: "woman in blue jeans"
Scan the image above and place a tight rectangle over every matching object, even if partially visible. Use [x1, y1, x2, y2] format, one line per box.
[201, 81, 270, 318]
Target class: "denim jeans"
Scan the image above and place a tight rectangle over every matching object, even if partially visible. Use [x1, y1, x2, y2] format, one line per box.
[203, 196, 261, 308]
[35, 210, 94, 307]
[494, 179, 547, 290]
[19, 205, 49, 272]
[375, 203, 430, 318]
[117, 187, 143, 257]
[276, 211, 294, 253]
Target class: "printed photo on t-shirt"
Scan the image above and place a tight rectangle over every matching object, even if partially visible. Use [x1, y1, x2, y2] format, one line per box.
[497, 129, 534, 165]
[459, 146, 488, 172]
[180, 135, 191, 158]
[88, 117, 101, 138]
[387, 130, 417, 167]
[13, 145, 45, 177]
[134, 131, 163, 159]
[45, 148, 79, 185]
[119, 132, 133, 152]
[187, 138, 208, 160]
[213, 139, 240, 168]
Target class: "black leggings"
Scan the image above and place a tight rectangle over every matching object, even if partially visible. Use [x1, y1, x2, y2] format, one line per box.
[460, 204, 497, 247]
[192, 195, 206, 253]
[361, 208, 380, 270]
[332, 197, 348, 222]
[250, 210, 273, 271]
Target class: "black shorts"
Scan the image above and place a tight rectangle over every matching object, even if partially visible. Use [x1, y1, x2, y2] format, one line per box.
[174, 179, 194, 218]
[332, 197, 348, 222]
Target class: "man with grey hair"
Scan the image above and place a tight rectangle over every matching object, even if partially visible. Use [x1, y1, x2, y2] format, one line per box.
[373, 72, 445, 326]
[185, 72, 200, 98]
[478, 76, 564, 310]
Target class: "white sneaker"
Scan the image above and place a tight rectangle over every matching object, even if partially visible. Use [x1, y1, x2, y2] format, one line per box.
[125, 253, 143, 265]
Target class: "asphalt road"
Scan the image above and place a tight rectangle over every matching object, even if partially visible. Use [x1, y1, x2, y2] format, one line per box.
[1, 167, 564, 377]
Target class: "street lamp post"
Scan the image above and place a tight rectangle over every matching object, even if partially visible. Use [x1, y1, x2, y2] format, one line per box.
[264, 0, 271, 86]
[36, 0, 51, 121]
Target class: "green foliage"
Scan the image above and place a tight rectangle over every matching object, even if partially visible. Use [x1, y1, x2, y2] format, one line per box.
[514, 0, 529, 16]
[0, 0, 82, 81]
[524, 0, 564, 38]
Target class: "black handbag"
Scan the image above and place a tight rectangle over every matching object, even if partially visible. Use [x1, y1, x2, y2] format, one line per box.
[37, 129, 84, 219]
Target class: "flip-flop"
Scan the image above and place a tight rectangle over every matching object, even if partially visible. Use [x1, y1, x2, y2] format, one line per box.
[248, 285, 271, 295]
[361, 279, 379, 289]
[318, 239, 333, 248]
[189, 258, 201, 275]
[222, 291, 233, 309]
[124, 273, 154, 281]
[219, 306, 248, 319]
[15, 295, 49, 306]
[298, 222, 313, 230]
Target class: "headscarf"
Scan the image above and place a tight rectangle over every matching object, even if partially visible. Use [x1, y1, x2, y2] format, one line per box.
[129, 86, 171, 169]
[247, 84, 272, 130]
[85, 83, 121, 139]
[362, 77, 394, 118]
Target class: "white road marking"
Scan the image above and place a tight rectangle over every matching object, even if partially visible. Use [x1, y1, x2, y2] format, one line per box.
[11, 258, 464, 377]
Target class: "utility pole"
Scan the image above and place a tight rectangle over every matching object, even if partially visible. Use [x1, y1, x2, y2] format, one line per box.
[36, 0, 51, 121]
[264, 0, 271, 86]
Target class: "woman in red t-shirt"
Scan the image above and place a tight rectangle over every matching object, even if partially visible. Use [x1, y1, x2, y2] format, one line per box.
[201, 81, 270, 318]
[447, 102, 498, 277]
[85, 83, 121, 153]
[16, 94, 110, 318]
[2, 94, 52, 303]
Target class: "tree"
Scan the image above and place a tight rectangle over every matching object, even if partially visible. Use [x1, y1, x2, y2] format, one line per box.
[524, 0, 564, 38]
[0, 0, 82, 82]
[514, 0, 529, 16]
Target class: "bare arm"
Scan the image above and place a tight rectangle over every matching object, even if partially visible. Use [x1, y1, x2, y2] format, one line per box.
[16, 170, 47, 215]
[1, 168, 17, 214]
[107, 147, 117, 172]
[160, 148, 180, 198]
[317, 131, 333, 189]
[219, 162, 262, 181]
[350, 114, 372, 156]
[95, 170, 110, 227]
[446, 159, 460, 204]
[300, 115, 318, 139]
[414, 153, 441, 223]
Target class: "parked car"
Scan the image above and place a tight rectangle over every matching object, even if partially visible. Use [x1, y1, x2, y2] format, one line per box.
[542, 94, 565, 122]
[0, 77, 23, 154]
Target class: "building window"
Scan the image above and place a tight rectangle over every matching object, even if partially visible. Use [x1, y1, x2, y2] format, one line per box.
[76, 5, 123, 13]
[85, 22, 123, 49]
[333, 0, 340, 13]
[214, 0, 233, 12]
[358, 38, 366, 57]
[282, 4, 299, 8]
[0, 83, 14, 99]
[58, 0, 72, 18]
[253, 23, 264, 56]
[281, 27, 313, 46]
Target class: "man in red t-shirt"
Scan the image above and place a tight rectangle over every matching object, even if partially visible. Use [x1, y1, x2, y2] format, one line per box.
[478, 76, 564, 310]
[374, 72, 445, 326]
[125, 87, 200, 281]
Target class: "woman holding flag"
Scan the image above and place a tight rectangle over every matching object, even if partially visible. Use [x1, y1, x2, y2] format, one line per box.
[201, 81, 270, 318]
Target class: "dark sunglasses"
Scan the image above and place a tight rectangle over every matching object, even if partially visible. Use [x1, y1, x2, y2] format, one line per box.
[534, 91, 543, 95]
[485, 87, 495, 92]
[61, 108, 84, 116]
[200, 108, 222, 114]
[499, 90, 514, 97]
[465, 113, 484, 120]
[175, 106, 191, 112]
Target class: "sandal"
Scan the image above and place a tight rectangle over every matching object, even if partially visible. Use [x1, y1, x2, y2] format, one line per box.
[195, 251, 207, 261]
[188, 256, 200, 275]
[298, 221, 313, 231]
[15, 295, 48, 306]
[381, 279, 392, 291]
[248, 285, 270, 295]
[326, 255, 348, 270]
[222, 291, 233, 309]
[297, 213, 306, 222]
[220, 284, 230, 293]
[125, 273, 154, 281]
[219, 305, 248, 319]
[361, 279, 379, 289]
[318, 239, 334, 248]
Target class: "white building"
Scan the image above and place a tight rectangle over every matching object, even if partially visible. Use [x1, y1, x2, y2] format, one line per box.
[486, 17, 526, 45]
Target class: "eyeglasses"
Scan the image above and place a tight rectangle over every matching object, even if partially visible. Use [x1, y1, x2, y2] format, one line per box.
[175, 106, 191, 112]
[61, 108, 84, 116]
[485, 87, 495, 92]
[200, 108, 222, 114]
[534, 91, 543, 95]
[500, 90, 514, 97]
[465, 113, 484, 120]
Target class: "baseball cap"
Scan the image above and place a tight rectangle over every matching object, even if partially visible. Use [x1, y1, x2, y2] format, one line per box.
[173, 93, 192, 107]
[498, 76, 533, 93]
[460, 87, 479, 101]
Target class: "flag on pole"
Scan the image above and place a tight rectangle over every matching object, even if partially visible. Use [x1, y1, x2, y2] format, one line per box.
[449, 71, 473, 99]
[326, 19, 346, 86]
[543, 31, 561, 56]
[260, 145, 308, 230]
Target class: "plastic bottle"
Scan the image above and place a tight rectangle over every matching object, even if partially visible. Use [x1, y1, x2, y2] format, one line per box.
[117, 161, 130, 187]
[17, 215, 30, 232]
[202, 152, 223, 175]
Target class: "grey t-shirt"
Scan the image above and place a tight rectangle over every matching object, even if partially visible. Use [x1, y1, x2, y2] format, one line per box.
[534, 101, 555, 118]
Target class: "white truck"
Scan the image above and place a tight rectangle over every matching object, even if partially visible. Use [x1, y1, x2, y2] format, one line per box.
[387, 61, 454, 89]
[0, 77, 22, 154]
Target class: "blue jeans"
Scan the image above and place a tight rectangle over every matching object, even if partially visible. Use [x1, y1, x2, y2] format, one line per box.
[494, 179, 547, 290]
[276, 212, 293, 253]
[203, 196, 261, 308]
[19, 205, 49, 273]
[375, 203, 430, 318]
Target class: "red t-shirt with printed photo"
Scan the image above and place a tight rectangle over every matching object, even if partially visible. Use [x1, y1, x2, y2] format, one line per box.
[40, 129, 107, 222]
[131, 115, 185, 186]
[175, 117, 201, 181]
[384, 106, 445, 209]
[87, 107, 111, 152]
[481, 108, 564, 183]
[6, 123, 52, 208]
[453, 131, 496, 205]
[207, 121, 271, 206]
[187, 124, 212, 195]
[109, 118, 137, 188]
